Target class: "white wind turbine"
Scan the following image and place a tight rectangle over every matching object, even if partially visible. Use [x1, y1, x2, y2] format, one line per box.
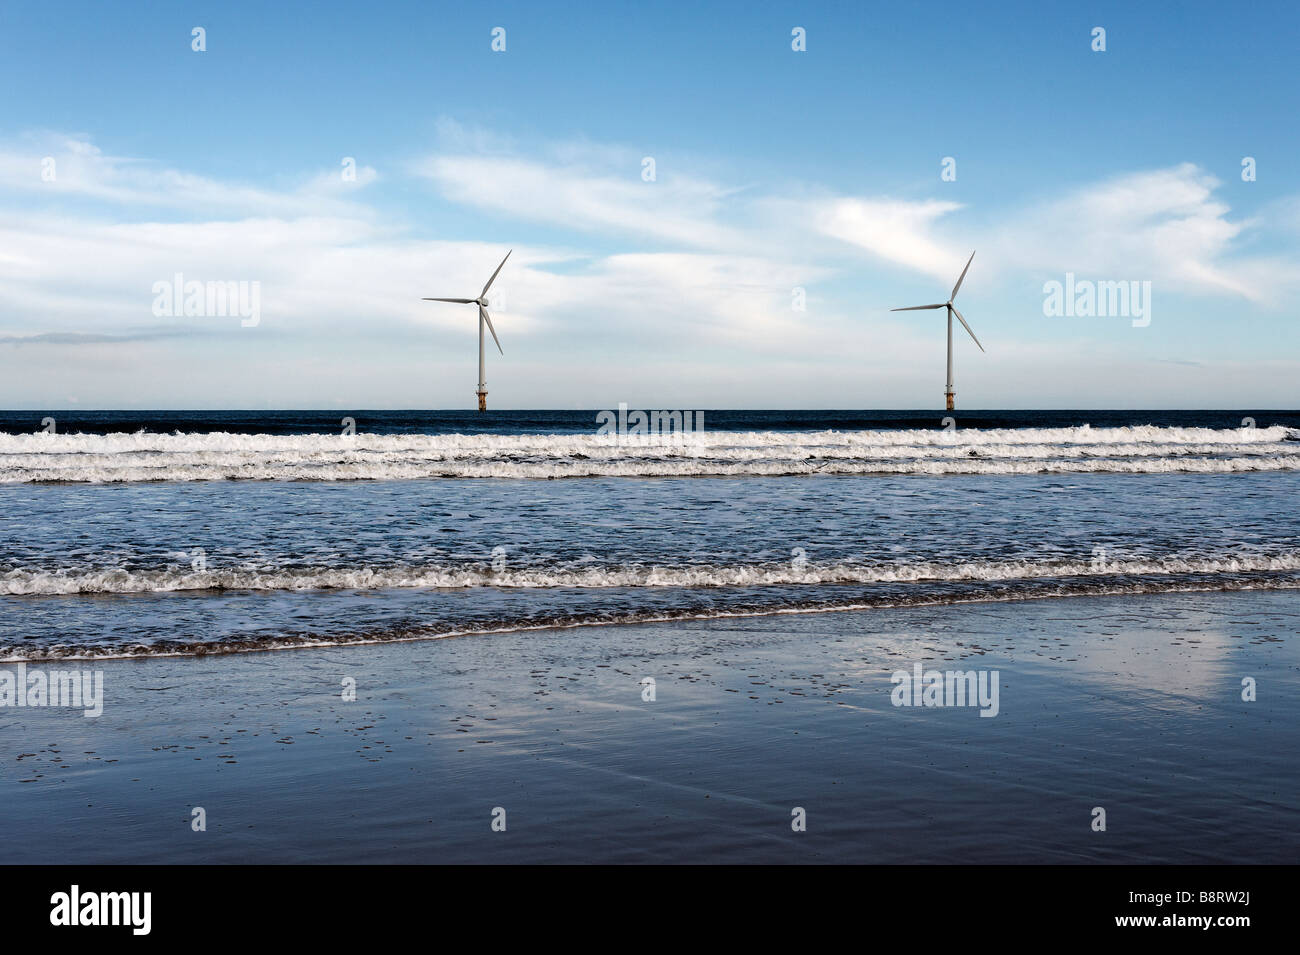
[890, 250, 985, 411]
[422, 249, 512, 411]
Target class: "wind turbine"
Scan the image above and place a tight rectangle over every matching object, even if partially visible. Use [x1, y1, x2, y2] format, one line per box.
[422, 249, 511, 411]
[890, 250, 985, 411]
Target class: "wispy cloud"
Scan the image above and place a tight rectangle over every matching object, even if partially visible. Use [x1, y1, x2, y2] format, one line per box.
[991, 164, 1287, 302]
[809, 197, 966, 282]
[0, 133, 378, 218]
[415, 152, 746, 250]
[800, 163, 1300, 307]
[0, 328, 200, 346]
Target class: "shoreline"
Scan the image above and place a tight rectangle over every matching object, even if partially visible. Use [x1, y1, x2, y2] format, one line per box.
[3, 573, 1297, 663]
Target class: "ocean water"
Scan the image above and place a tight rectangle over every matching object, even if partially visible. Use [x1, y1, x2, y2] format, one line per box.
[2, 409, 1298, 660]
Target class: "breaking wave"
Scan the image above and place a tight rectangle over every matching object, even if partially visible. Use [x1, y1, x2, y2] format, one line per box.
[1, 424, 1297, 482]
[3, 570, 1296, 661]
[5, 553, 1299, 596]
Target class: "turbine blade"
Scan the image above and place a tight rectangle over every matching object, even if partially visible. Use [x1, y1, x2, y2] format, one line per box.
[951, 306, 985, 353]
[480, 306, 503, 355]
[890, 304, 946, 311]
[481, 249, 512, 297]
[950, 250, 975, 302]
[422, 297, 475, 303]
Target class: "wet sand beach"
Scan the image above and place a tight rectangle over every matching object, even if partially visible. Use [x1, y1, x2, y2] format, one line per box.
[2, 589, 1295, 864]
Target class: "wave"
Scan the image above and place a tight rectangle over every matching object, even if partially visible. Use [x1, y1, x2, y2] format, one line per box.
[0, 424, 1297, 482]
[3, 571, 1296, 661]
[5, 553, 1299, 595]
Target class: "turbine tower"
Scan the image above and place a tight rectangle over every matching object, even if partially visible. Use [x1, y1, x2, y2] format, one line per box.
[422, 249, 512, 411]
[890, 250, 985, 411]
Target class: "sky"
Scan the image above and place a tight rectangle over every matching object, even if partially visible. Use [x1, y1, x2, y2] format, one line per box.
[0, 0, 1297, 410]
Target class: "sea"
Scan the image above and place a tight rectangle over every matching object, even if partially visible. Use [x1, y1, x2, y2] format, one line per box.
[2, 409, 1298, 660]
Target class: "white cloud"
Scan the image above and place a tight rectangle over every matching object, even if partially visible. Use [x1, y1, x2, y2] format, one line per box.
[809, 163, 1300, 305]
[992, 164, 1277, 301]
[811, 197, 966, 281]
[0, 133, 378, 218]
[416, 152, 747, 250]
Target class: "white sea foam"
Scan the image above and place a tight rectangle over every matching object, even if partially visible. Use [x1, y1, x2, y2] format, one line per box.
[4, 553, 1297, 595]
[0, 425, 1295, 482]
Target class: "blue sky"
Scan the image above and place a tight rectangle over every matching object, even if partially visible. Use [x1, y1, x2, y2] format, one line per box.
[0, 0, 1297, 408]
